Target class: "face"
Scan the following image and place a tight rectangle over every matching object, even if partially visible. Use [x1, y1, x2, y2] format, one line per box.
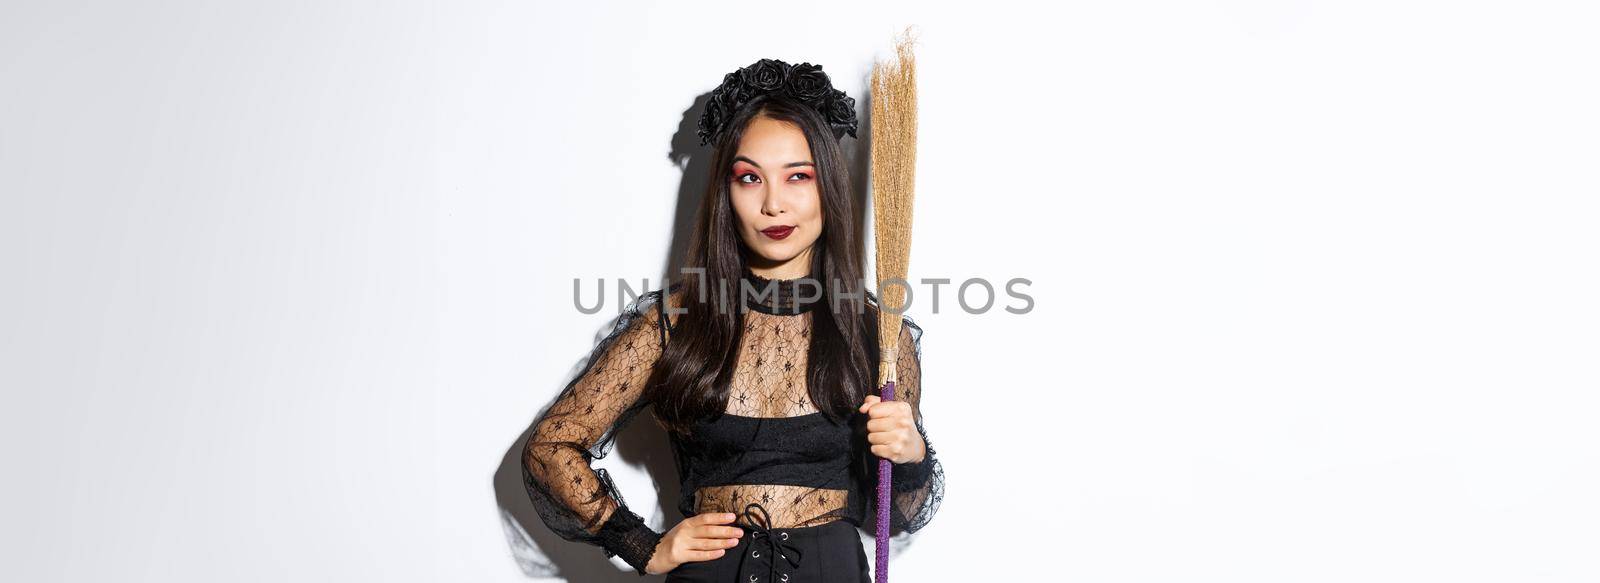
[728, 116, 824, 278]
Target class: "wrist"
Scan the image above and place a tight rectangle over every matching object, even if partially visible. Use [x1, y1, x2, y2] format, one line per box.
[890, 445, 935, 491]
[896, 435, 927, 464]
[596, 506, 663, 575]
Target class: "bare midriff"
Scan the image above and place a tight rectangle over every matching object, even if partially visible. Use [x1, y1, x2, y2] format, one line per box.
[693, 484, 851, 528]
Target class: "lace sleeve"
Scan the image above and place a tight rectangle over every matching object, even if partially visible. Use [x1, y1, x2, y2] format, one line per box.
[521, 291, 669, 575]
[880, 316, 945, 535]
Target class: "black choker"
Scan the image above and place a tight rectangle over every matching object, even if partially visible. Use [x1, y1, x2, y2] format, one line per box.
[740, 267, 823, 316]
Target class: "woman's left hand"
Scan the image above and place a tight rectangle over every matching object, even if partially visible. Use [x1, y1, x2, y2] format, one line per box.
[859, 395, 926, 464]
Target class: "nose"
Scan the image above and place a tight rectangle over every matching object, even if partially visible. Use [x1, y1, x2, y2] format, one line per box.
[761, 187, 784, 216]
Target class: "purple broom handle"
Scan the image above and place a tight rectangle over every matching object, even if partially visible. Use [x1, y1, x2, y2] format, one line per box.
[874, 379, 895, 583]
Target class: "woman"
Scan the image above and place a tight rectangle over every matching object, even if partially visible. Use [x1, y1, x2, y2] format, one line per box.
[521, 58, 943, 583]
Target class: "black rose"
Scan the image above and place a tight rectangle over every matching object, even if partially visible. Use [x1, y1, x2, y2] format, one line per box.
[698, 97, 727, 145]
[722, 83, 755, 113]
[698, 58, 857, 147]
[740, 58, 790, 91]
[825, 90, 858, 138]
[784, 62, 831, 102]
[711, 73, 745, 107]
[700, 72, 755, 144]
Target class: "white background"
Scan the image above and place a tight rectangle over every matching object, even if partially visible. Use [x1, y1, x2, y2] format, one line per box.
[3, 1, 1597, 581]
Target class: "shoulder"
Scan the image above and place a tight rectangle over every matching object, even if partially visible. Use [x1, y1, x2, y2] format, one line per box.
[899, 310, 923, 333]
[896, 315, 922, 362]
[636, 285, 685, 333]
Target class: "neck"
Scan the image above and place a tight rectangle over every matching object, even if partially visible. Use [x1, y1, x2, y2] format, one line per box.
[738, 263, 822, 316]
[745, 246, 815, 281]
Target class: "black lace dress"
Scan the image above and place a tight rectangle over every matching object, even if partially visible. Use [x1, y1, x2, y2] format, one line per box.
[520, 268, 944, 581]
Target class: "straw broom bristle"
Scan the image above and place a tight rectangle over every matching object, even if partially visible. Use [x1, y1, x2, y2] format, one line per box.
[871, 27, 918, 385]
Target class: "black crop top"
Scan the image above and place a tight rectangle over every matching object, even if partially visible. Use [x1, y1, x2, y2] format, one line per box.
[520, 269, 944, 575]
[682, 411, 855, 491]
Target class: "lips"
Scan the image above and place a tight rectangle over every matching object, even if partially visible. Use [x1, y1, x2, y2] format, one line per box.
[760, 225, 795, 240]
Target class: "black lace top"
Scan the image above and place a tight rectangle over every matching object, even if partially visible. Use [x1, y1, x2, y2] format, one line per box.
[520, 268, 944, 574]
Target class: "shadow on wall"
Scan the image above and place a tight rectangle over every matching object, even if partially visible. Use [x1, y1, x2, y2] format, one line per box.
[492, 68, 906, 580]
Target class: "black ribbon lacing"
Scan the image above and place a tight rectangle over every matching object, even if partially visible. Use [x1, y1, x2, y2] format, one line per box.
[736, 502, 804, 582]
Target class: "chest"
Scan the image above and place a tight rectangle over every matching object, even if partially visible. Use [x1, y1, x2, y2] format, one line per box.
[690, 410, 852, 454]
[724, 311, 816, 418]
[669, 311, 857, 467]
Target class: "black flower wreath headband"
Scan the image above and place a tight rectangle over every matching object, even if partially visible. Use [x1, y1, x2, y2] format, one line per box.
[696, 58, 859, 147]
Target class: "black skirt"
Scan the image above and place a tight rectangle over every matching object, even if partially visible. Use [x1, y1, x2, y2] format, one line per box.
[664, 504, 870, 583]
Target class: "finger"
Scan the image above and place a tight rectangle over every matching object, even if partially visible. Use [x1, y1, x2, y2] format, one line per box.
[892, 401, 914, 419]
[685, 536, 740, 551]
[859, 395, 880, 412]
[682, 549, 727, 563]
[699, 512, 737, 524]
[867, 416, 910, 433]
[865, 400, 904, 418]
[866, 430, 900, 445]
[871, 444, 902, 460]
[693, 525, 745, 539]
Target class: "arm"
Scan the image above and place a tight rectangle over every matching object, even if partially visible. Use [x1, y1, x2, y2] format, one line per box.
[884, 316, 944, 534]
[520, 291, 668, 575]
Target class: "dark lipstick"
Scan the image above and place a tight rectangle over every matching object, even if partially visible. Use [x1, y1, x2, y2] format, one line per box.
[760, 225, 795, 240]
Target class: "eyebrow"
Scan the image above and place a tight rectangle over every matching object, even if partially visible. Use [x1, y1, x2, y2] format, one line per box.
[733, 155, 815, 169]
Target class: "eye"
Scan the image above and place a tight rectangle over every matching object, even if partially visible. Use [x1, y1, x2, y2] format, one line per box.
[734, 172, 761, 185]
[788, 172, 812, 182]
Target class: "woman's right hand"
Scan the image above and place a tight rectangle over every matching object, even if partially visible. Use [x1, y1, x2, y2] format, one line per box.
[643, 511, 745, 575]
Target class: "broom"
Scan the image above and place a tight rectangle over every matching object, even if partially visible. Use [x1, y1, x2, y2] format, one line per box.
[870, 26, 918, 583]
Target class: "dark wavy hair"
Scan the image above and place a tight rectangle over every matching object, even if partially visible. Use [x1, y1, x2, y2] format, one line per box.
[647, 92, 879, 436]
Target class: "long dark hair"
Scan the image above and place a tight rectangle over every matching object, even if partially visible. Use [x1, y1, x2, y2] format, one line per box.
[647, 93, 879, 436]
